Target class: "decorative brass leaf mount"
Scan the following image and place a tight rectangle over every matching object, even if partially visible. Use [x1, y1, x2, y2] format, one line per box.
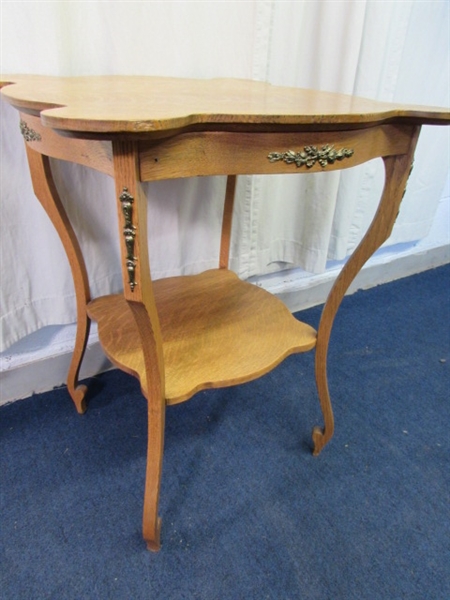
[268, 145, 354, 169]
[119, 187, 137, 292]
[20, 120, 42, 142]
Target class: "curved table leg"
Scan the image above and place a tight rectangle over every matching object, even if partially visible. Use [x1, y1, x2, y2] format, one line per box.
[125, 301, 165, 552]
[113, 140, 166, 550]
[312, 134, 420, 456]
[142, 380, 164, 551]
[25, 147, 91, 414]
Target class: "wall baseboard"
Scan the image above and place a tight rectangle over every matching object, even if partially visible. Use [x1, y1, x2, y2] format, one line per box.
[0, 341, 111, 408]
[264, 243, 450, 313]
[1, 243, 448, 407]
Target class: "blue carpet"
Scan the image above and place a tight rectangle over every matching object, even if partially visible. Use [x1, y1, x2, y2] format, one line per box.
[1, 265, 449, 599]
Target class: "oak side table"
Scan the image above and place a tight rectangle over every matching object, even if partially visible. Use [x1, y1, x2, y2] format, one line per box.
[1, 75, 449, 551]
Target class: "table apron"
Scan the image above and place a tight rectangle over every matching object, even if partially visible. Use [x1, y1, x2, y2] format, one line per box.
[138, 124, 415, 181]
[19, 112, 114, 177]
[18, 115, 415, 183]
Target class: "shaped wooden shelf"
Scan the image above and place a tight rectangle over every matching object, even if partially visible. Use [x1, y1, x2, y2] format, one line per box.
[87, 269, 317, 404]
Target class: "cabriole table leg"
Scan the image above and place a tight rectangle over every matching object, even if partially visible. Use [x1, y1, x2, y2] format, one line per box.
[312, 128, 420, 455]
[25, 146, 91, 414]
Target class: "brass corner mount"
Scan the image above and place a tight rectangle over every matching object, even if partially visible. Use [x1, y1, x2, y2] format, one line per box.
[19, 120, 42, 142]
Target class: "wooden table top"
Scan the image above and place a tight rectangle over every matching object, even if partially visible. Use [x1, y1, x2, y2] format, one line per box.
[1, 75, 449, 135]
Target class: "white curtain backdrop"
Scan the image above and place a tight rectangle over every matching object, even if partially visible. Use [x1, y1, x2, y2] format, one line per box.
[1, 0, 449, 351]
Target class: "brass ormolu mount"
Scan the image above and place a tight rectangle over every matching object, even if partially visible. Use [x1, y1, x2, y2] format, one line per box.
[268, 144, 354, 169]
[119, 187, 137, 292]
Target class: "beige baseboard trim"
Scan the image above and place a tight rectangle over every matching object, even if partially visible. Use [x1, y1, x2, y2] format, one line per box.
[0, 343, 111, 407]
[264, 244, 449, 313]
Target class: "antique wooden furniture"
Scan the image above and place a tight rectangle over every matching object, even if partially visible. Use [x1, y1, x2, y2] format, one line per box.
[1, 75, 448, 551]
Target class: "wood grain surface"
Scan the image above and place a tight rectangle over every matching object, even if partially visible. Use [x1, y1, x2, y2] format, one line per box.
[87, 269, 317, 404]
[1, 75, 449, 135]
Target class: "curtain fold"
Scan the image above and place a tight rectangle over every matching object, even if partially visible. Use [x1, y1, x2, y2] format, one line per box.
[1, 0, 448, 352]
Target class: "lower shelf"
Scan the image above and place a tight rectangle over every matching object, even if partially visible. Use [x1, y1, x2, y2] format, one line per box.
[87, 269, 317, 404]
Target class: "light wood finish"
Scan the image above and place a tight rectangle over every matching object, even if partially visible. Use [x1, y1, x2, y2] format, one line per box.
[19, 112, 113, 176]
[111, 141, 165, 551]
[24, 147, 91, 414]
[2, 75, 449, 551]
[87, 269, 317, 404]
[1, 76, 448, 134]
[138, 126, 413, 180]
[312, 126, 421, 455]
[219, 176, 237, 269]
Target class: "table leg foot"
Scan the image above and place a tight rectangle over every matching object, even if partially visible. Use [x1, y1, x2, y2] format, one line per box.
[313, 337, 335, 455]
[145, 518, 162, 552]
[312, 426, 333, 456]
[69, 384, 88, 414]
[67, 313, 91, 413]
